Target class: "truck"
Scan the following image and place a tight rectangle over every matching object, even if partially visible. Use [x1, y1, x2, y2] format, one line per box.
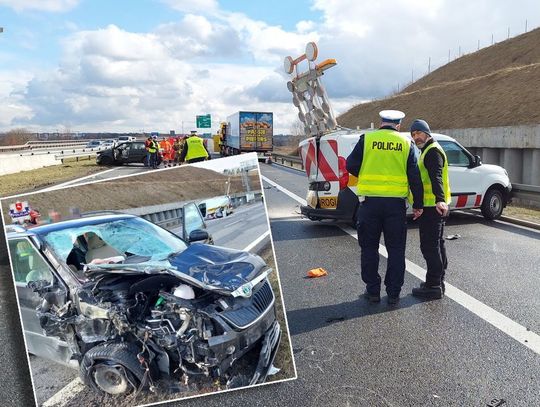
[219, 111, 273, 162]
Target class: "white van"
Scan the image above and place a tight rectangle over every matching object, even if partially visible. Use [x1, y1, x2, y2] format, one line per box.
[117, 136, 137, 143]
[299, 130, 512, 221]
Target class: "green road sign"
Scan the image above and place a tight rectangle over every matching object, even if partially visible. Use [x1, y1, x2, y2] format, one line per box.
[196, 114, 211, 128]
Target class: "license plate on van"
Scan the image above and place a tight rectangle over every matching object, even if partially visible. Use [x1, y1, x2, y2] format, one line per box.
[319, 196, 337, 209]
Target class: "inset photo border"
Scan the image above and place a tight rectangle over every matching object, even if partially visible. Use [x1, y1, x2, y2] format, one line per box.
[0, 153, 296, 407]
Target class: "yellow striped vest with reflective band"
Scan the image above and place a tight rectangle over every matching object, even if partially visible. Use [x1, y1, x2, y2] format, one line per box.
[148, 140, 158, 153]
[419, 141, 451, 206]
[357, 129, 411, 198]
[185, 136, 209, 161]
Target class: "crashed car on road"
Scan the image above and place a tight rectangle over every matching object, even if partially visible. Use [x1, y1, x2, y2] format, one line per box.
[96, 141, 161, 166]
[6, 212, 280, 396]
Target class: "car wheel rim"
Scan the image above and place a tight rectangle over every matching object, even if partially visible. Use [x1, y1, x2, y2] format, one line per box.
[490, 195, 501, 214]
[93, 364, 131, 395]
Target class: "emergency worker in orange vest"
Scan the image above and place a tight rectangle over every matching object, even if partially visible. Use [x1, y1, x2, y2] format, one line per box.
[160, 137, 172, 167]
[346, 110, 423, 305]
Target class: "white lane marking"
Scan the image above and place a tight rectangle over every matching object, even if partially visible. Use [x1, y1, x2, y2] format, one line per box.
[243, 230, 271, 253]
[261, 176, 307, 206]
[42, 378, 85, 407]
[263, 176, 540, 356]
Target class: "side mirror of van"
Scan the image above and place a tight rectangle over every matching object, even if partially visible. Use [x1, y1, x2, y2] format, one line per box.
[473, 155, 482, 167]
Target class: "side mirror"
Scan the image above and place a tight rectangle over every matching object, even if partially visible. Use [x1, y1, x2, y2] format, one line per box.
[472, 155, 482, 167]
[188, 229, 209, 243]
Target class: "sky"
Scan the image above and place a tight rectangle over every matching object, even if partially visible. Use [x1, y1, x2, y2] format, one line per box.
[0, 0, 539, 135]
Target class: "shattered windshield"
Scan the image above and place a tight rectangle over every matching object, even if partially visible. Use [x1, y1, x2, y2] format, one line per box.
[41, 217, 187, 267]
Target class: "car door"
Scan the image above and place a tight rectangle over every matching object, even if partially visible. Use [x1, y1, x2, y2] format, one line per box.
[438, 140, 483, 209]
[182, 203, 214, 244]
[7, 237, 73, 365]
[127, 142, 146, 163]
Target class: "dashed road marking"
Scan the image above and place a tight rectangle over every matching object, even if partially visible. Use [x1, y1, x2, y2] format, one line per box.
[261, 175, 540, 356]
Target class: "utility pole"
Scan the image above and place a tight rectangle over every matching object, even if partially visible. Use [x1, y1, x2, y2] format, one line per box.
[428, 57, 431, 74]
[525, 19, 528, 33]
[477, 39, 480, 50]
[491, 33, 494, 45]
[507, 27, 510, 39]
[448, 49, 450, 63]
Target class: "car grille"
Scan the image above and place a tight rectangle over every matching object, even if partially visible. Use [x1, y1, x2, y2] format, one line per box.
[220, 279, 274, 329]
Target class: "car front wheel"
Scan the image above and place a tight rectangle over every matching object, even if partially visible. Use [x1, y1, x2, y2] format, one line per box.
[481, 188, 504, 220]
[80, 342, 150, 396]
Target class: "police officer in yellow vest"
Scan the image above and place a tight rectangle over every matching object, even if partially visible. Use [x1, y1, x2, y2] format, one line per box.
[180, 131, 211, 164]
[346, 110, 423, 305]
[410, 119, 451, 300]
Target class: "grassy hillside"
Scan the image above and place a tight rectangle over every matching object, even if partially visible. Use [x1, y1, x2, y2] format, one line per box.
[338, 27, 540, 130]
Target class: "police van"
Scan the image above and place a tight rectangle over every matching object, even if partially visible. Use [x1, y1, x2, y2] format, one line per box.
[298, 130, 512, 222]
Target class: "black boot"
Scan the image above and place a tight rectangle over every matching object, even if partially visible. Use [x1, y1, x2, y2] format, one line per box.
[412, 284, 443, 299]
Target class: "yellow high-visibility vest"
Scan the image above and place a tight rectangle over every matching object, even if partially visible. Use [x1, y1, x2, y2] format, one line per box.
[419, 141, 451, 206]
[185, 136, 209, 161]
[357, 129, 411, 198]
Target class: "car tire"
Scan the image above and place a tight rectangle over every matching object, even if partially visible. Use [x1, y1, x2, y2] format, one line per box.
[481, 188, 504, 220]
[80, 342, 150, 396]
[99, 156, 113, 166]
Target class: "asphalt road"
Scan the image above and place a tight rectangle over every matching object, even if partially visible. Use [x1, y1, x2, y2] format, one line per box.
[1, 162, 539, 406]
[181, 163, 539, 407]
[203, 202, 270, 250]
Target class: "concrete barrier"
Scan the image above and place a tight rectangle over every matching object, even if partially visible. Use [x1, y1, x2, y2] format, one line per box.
[437, 125, 540, 186]
[0, 153, 59, 175]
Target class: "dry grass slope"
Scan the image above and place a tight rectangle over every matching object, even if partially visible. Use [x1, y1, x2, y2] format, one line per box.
[338, 27, 540, 130]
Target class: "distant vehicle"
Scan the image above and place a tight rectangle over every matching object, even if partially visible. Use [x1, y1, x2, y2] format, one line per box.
[198, 196, 234, 219]
[85, 140, 102, 149]
[117, 136, 137, 143]
[219, 112, 273, 162]
[101, 139, 116, 148]
[96, 141, 161, 166]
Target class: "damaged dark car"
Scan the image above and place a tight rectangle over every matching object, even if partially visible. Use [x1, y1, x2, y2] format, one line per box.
[6, 213, 281, 396]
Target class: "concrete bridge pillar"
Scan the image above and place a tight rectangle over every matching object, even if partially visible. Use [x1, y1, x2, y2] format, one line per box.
[531, 149, 540, 186]
[502, 149, 523, 184]
[481, 148, 500, 166]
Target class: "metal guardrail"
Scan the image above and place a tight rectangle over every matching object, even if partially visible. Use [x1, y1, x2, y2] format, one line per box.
[56, 152, 97, 163]
[271, 153, 303, 169]
[270, 154, 540, 204]
[512, 183, 540, 203]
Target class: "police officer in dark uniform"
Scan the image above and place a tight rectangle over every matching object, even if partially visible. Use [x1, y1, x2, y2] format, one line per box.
[179, 131, 211, 164]
[346, 110, 423, 305]
[409, 119, 451, 300]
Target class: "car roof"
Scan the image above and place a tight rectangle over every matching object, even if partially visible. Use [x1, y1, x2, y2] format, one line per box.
[7, 213, 136, 238]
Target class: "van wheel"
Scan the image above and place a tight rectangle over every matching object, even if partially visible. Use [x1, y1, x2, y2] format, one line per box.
[80, 342, 149, 396]
[481, 188, 503, 220]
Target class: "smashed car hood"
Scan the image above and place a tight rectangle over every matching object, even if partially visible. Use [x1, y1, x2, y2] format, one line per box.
[168, 244, 267, 293]
[84, 244, 268, 295]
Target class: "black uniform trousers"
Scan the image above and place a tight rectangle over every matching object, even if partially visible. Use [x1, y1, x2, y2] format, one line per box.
[419, 207, 447, 287]
[356, 197, 407, 297]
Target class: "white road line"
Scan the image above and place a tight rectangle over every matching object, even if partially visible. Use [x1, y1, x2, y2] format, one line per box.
[261, 176, 307, 206]
[262, 176, 540, 356]
[243, 230, 271, 253]
[42, 378, 85, 407]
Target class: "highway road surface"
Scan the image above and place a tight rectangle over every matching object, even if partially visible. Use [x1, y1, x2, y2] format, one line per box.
[0, 162, 538, 406]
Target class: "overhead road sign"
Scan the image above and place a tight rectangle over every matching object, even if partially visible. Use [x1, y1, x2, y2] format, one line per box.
[196, 114, 211, 128]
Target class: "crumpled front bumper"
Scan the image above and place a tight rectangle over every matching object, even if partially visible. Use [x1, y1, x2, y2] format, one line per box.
[250, 320, 281, 385]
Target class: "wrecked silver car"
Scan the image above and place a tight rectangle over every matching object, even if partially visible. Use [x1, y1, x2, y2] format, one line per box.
[6, 213, 280, 396]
